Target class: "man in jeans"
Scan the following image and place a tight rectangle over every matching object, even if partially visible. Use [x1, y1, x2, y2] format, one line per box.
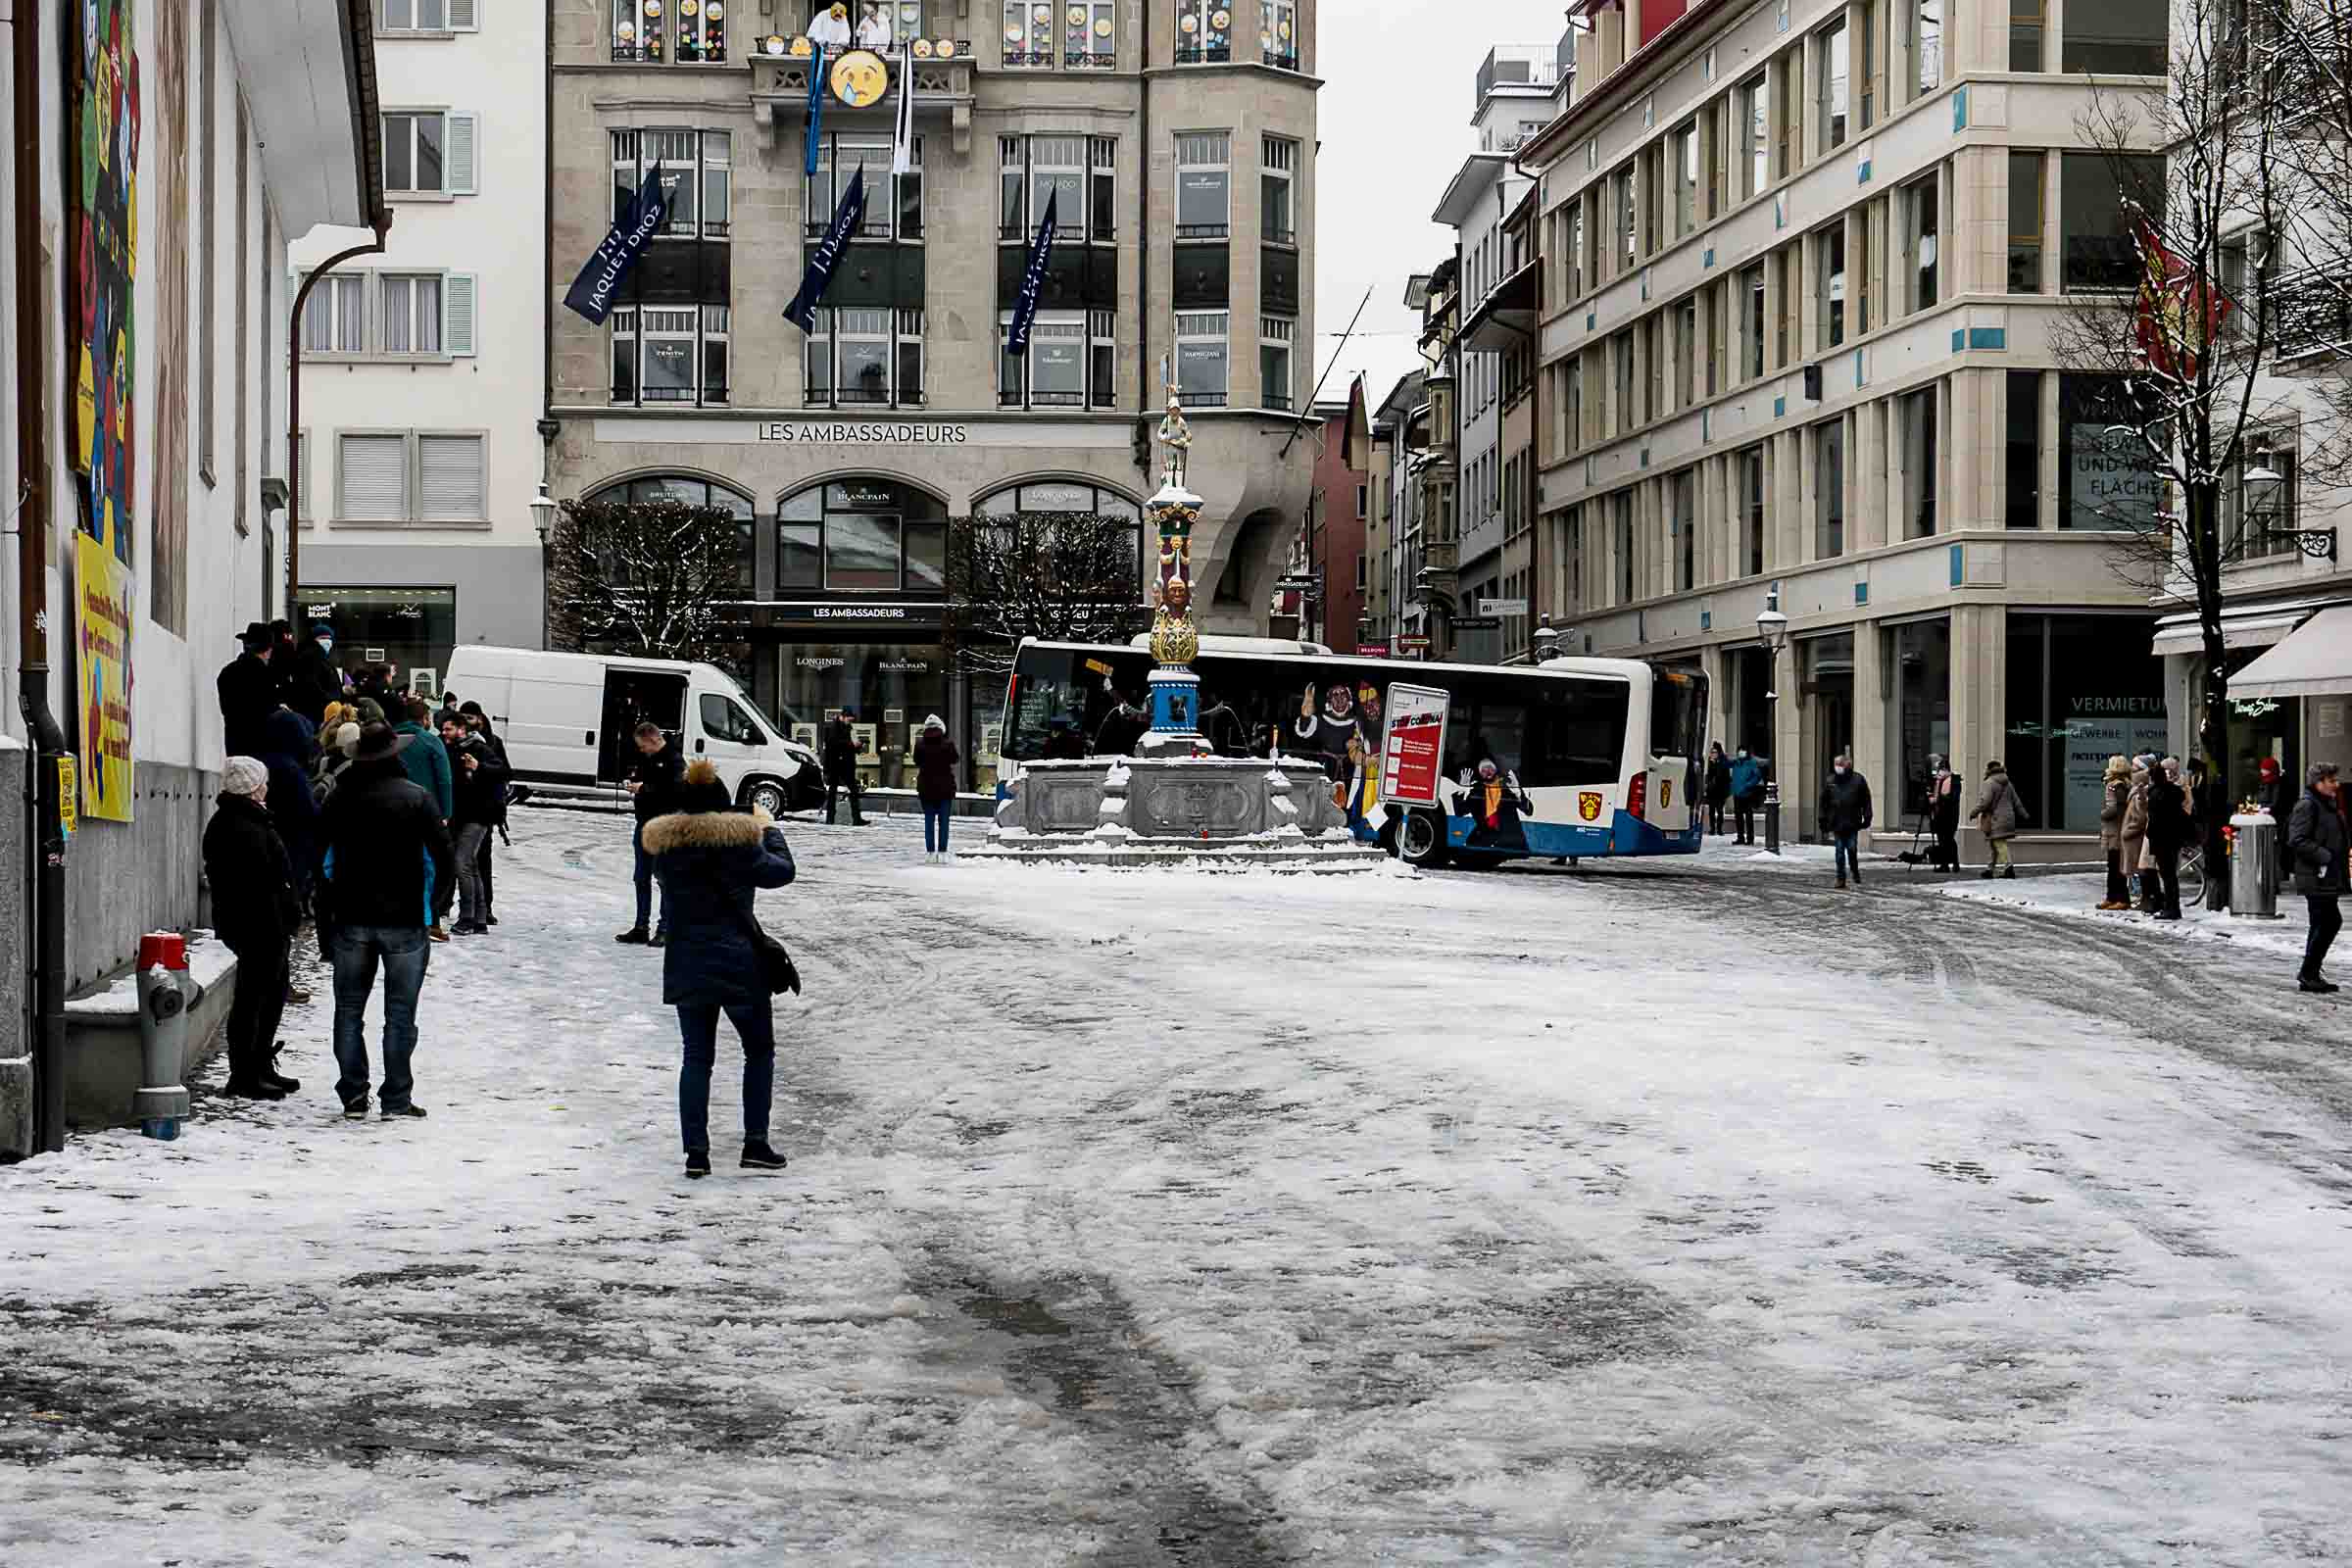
[1818, 753, 1875, 891]
[617, 720, 685, 945]
[2288, 761, 2347, 995]
[439, 712, 509, 936]
[316, 722, 455, 1119]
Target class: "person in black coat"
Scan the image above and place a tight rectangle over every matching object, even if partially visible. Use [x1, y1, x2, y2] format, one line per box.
[1703, 743, 1732, 836]
[821, 710, 868, 826]
[283, 623, 345, 726]
[460, 703, 512, 923]
[218, 623, 282, 758]
[2287, 762, 2347, 994]
[203, 758, 304, 1100]
[645, 759, 798, 1179]
[2186, 756, 2230, 910]
[439, 714, 510, 935]
[1927, 756, 1964, 873]
[315, 725, 456, 1118]
[620, 721, 688, 942]
[1818, 755, 1875, 889]
[2146, 757, 2194, 920]
[255, 707, 323, 908]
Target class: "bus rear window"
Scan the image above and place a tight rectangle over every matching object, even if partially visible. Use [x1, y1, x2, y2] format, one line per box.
[1649, 669, 1706, 760]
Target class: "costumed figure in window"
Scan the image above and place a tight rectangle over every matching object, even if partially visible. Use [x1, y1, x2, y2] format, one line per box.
[806, 1, 852, 46]
[1293, 680, 1365, 782]
[1453, 759, 1533, 854]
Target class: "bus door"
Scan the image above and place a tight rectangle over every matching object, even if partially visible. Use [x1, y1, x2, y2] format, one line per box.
[1645, 669, 1706, 835]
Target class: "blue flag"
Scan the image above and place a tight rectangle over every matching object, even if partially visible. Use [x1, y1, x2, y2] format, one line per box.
[805, 43, 827, 178]
[784, 166, 867, 333]
[563, 163, 670, 326]
[1006, 187, 1058, 357]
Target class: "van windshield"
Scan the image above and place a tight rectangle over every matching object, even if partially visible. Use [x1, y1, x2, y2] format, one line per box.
[722, 677, 799, 744]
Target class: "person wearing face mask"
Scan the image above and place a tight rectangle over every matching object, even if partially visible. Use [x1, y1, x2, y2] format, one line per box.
[1926, 755, 1963, 873]
[1727, 748, 1764, 844]
[1818, 754, 1874, 889]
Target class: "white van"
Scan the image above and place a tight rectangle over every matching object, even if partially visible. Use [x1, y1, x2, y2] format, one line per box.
[443, 647, 825, 817]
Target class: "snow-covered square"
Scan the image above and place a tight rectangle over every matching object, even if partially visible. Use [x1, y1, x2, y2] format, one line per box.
[4, 808, 2350, 1565]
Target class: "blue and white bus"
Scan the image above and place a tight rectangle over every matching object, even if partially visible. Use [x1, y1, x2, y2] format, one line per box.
[999, 638, 1708, 868]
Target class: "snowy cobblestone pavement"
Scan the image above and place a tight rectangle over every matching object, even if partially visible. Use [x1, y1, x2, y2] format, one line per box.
[5, 810, 2352, 1565]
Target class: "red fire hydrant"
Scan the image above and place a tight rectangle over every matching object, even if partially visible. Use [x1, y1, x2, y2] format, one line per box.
[134, 932, 192, 1141]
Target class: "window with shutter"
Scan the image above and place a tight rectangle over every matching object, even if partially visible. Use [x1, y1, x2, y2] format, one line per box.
[449, 0, 478, 29]
[339, 434, 410, 520]
[444, 274, 477, 355]
[419, 435, 485, 521]
[447, 113, 478, 195]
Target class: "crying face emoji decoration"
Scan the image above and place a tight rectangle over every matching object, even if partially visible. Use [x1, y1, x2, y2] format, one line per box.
[829, 47, 889, 107]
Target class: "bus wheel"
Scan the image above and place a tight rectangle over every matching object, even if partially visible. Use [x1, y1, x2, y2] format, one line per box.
[743, 777, 790, 817]
[1396, 809, 1450, 870]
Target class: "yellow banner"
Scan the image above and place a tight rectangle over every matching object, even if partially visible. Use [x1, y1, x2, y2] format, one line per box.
[74, 531, 135, 822]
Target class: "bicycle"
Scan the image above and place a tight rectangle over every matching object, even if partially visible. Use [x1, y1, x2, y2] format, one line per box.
[2179, 842, 2208, 906]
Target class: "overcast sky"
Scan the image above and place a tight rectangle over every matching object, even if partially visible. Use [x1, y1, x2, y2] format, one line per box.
[1310, 0, 1568, 416]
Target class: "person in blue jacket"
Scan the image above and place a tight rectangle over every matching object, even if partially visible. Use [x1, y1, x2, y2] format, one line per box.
[645, 759, 799, 1180]
[1727, 748, 1766, 845]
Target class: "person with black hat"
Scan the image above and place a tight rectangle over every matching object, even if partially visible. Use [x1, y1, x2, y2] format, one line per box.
[218, 622, 284, 758]
[645, 758, 798, 1179]
[821, 709, 868, 825]
[315, 722, 456, 1119]
[283, 621, 346, 727]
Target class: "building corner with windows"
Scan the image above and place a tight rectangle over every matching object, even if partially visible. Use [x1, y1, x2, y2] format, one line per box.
[544, 0, 1320, 794]
[1512, 0, 2192, 854]
[288, 0, 549, 688]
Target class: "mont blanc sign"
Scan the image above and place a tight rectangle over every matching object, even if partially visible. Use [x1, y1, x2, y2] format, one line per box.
[591, 416, 1136, 450]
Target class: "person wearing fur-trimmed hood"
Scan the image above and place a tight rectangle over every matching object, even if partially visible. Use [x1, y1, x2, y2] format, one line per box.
[646, 759, 799, 1179]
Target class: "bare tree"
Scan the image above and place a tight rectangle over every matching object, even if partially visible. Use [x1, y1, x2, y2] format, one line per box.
[942, 511, 1147, 676]
[552, 496, 747, 664]
[2049, 0, 2296, 781]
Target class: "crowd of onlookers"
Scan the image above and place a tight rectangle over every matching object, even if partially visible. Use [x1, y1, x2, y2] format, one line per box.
[207, 618, 514, 1116]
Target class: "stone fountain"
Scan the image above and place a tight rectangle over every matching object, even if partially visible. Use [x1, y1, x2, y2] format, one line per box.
[969, 396, 1381, 871]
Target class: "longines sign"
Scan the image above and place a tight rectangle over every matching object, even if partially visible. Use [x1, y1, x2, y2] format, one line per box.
[591, 416, 1135, 450]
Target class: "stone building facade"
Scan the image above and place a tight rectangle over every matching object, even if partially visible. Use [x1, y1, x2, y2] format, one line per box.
[545, 0, 1320, 790]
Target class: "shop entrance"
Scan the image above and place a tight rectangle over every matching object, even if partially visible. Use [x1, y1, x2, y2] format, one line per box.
[1803, 632, 1856, 837]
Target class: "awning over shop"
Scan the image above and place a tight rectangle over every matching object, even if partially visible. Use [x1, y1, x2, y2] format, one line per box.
[2149, 597, 2340, 658]
[2230, 605, 2352, 700]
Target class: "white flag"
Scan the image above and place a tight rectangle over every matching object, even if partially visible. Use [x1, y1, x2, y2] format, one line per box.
[892, 40, 915, 177]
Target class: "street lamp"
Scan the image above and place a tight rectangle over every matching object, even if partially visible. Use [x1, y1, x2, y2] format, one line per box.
[2245, 447, 2336, 560]
[527, 482, 559, 544]
[1756, 589, 1790, 856]
[528, 483, 561, 651]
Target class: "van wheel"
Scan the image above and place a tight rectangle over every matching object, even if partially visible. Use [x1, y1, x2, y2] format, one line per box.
[743, 777, 789, 817]
[1395, 808, 1450, 869]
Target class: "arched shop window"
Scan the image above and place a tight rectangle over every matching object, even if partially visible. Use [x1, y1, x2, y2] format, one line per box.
[585, 474, 757, 590]
[776, 477, 951, 594]
[973, 478, 1144, 581]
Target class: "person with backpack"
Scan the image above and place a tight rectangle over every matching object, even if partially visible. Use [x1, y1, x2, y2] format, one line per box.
[645, 760, 798, 1179]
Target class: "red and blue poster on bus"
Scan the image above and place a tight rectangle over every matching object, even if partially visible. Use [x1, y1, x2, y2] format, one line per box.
[1380, 684, 1449, 809]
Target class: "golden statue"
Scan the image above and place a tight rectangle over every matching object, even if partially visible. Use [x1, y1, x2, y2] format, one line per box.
[1150, 577, 1200, 666]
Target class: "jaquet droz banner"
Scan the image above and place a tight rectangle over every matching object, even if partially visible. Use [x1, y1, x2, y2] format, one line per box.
[784, 167, 868, 333]
[564, 164, 670, 326]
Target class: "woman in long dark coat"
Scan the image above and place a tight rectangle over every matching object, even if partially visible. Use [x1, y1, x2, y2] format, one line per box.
[646, 759, 798, 1180]
[203, 758, 304, 1100]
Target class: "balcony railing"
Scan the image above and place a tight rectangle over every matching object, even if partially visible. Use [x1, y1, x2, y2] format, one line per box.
[806, 386, 927, 407]
[1477, 44, 1561, 109]
[2272, 269, 2352, 360]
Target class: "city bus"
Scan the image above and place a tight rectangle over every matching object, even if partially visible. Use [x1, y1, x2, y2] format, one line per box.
[999, 638, 1708, 868]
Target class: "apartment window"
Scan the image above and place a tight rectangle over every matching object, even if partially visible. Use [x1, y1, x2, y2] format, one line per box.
[2064, 0, 2166, 74]
[2060, 375, 2159, 530]
[2005, 370, 2042, 527]
[612, 0, 725, 61]
[419, 435, 486, 522]
[1174, 0, 1231, 63]
[1916, 0, 1942, 93]
[613, 305, 731, 405]
[1566, 504, 1585, 610]
[2061, 153, 2163, 292]
[806, 307, 919, 407]
[1176, 311, 1229, 406]
[1262, 136, 1297, 245]
[383, 110, 478, 195]
[613, 129, 734, 239]
[1673, 122, 1699, 239]
[1902, 384, 1938, 538]
[1613, 490, 1637, 604]
[1672, 468, 1696, 592]
[1000, 134, 1113, 241]
[2219, 227, 2274, 311]
[1857, 2, 1876, 126]
[2011, 0, 2045, 69]
[1855, 210, 1874, 335]
[1613, 330, 1636, 432]
[1568, 201, 1586, 300]
[1818, 20, 1849, 153]
[1773, 50, 1797, 177]
[1261, 0, 1298, 68]
[1907, 173, 1938, 312]
[2008, 152, 2044, 292]
[1176, 132, 1231, 238]
[1675, 297, 1697, 407]
[1566, 352, 1585, 450]
[1703, 285, 1721, 395]
[338, 434, 410, 521]
[1777, 247, 1797, 366]
[302, 273, 365, 354]
[1817, 223, 1847, 350]
[1741, 444, 1767, 576]
[1642, 146, 1663, 255]
[1740, 74, 1771, 199]
[381, 0, 450, 28]
[379, 274, 443, 354]
[1612, 164, 1637, 274]
[1071, 0, 1117, 66]
[1262, 316, 1296, 411]
[1816, 417, 1846, 559]
[1743, 263, 1766, 379]
[809, 133, 917, 240]
[1642, 316, 1662, 424]
[1004, 0, 1054, 66]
